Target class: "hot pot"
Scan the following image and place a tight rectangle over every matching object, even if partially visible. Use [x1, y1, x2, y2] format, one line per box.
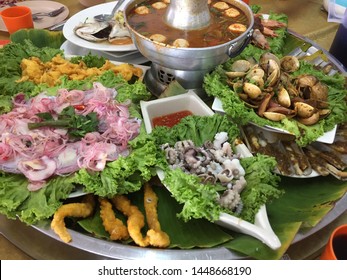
[123, 0, 254, 95]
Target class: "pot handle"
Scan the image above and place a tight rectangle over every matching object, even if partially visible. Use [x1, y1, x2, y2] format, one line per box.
[227, 29, 253, 57]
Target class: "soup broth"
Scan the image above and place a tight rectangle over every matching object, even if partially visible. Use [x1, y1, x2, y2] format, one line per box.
[127, 0, 249, 48]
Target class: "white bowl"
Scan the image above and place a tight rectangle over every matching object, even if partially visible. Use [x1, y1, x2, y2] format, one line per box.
[140, 91, 281, 250]
[140, 90, 214, 133]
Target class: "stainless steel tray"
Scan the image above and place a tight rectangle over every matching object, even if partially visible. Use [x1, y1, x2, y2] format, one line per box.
[1, 30, 346, 260]
[1, 191, 346, 260]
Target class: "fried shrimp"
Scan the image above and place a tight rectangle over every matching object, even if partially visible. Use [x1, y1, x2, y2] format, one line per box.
[111, 195, 150, 247]
[143, 183, 170, 248]
[99, 197, 129, 241]
[107, 184, 170, 248]
[51, 194, 95, 243]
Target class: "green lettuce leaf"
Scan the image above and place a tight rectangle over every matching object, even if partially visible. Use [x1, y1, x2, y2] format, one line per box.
[0, 43, 153, 223]
[151, 114, 283, 223]
[74, 132, 160, 197]
[0, 172, 75, 224]
[204, 59, 347, 147]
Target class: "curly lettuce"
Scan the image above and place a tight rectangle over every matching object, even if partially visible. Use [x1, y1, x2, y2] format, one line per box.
[204, 60, 347, 147]
[151, 114, 283, 223]
[0, 41, 154, 224]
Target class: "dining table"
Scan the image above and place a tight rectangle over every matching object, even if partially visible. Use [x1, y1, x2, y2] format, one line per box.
[0, 0, 346, 260]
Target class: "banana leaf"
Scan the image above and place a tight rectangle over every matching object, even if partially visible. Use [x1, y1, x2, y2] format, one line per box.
[78, 185, 233, 249]
[77, 175, 347, 259]
[223, 175, 347, 259]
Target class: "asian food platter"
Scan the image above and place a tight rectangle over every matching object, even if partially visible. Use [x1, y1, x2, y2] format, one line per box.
[0, 1, 347, 260]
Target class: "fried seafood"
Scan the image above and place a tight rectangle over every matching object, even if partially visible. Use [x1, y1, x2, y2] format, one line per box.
[51, 194, 95, 243]
[143, 183, 170, 248]
[17, 55, 143, 87]
[99, 197, 129, 241]
[110, 185, 170, 248]
[111, 195, 149, 247]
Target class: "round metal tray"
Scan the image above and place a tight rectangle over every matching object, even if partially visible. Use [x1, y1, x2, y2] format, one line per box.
[1, 30, 346, 260]
[1, 192, 346, 260]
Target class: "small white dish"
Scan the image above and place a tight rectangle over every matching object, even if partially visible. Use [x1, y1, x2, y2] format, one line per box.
[140, 90, 214, 133]
[141, 91, 281, 250]
[212, 97, 337, 144]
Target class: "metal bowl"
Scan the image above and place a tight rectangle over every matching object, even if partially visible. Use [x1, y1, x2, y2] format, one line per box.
[124, 0, 254, 72]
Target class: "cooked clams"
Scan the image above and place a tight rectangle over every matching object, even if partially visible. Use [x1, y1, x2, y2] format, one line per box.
[224, 52, 331, 125]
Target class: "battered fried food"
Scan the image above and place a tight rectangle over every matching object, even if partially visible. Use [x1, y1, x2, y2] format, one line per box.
[143, 183, 170, 248]
[51, 194, 95, 243]
[110, 184, 170, 248]
[17, 55, 143, 87]
[99, 197, 129, 241]
[111, 195, 150, 247]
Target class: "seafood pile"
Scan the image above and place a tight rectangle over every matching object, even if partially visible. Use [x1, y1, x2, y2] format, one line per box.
[251, 14, 287, 50]
[73, 11, 132, 44]
[161, 132, 247, 213]
[303, 123, 347, 180]
[225, 52, 330, 125]
[242, 123, 347, 180]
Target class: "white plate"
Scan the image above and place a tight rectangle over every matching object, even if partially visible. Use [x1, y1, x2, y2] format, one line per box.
[61, 40, 149, 65]
[0, 1, 69, 31]
[63, 1, 137, 52]
[140, 91, 281, 250]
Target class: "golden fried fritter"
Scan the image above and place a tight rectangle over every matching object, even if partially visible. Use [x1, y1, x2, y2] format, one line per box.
[99, 197, 129, 241]
[51, 194, 95, 243]
[17, 55, 143, 86]
[111, 195, 150, 247]
[143, 183, 170, 248]
[110, 184, 170, 248]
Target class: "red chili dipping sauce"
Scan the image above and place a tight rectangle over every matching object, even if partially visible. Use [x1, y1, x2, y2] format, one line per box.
[152, 110, 193, 128]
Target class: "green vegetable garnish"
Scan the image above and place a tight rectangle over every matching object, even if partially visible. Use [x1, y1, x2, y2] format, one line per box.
[28, 106, 99, 139]
[69, 53, 106, 68]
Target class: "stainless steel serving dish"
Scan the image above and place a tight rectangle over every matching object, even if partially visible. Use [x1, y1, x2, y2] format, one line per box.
[1, 7, 346, 259]
[124, 0, 254, 72]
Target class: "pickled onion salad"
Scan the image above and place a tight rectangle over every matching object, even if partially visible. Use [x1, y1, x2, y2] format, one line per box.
[0, 82, 141, 191]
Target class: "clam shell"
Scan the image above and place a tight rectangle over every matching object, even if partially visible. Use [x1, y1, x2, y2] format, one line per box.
[277, 87, 291, 108]
[225, 71, 246, 79]
[280, 56, 300, 73]
[294, 102, 316, 118]
[297, 111, 320, 125]
[243, 82, 262, 99]
[231, 59, 252, 72]
[263, 112, 287, 121]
